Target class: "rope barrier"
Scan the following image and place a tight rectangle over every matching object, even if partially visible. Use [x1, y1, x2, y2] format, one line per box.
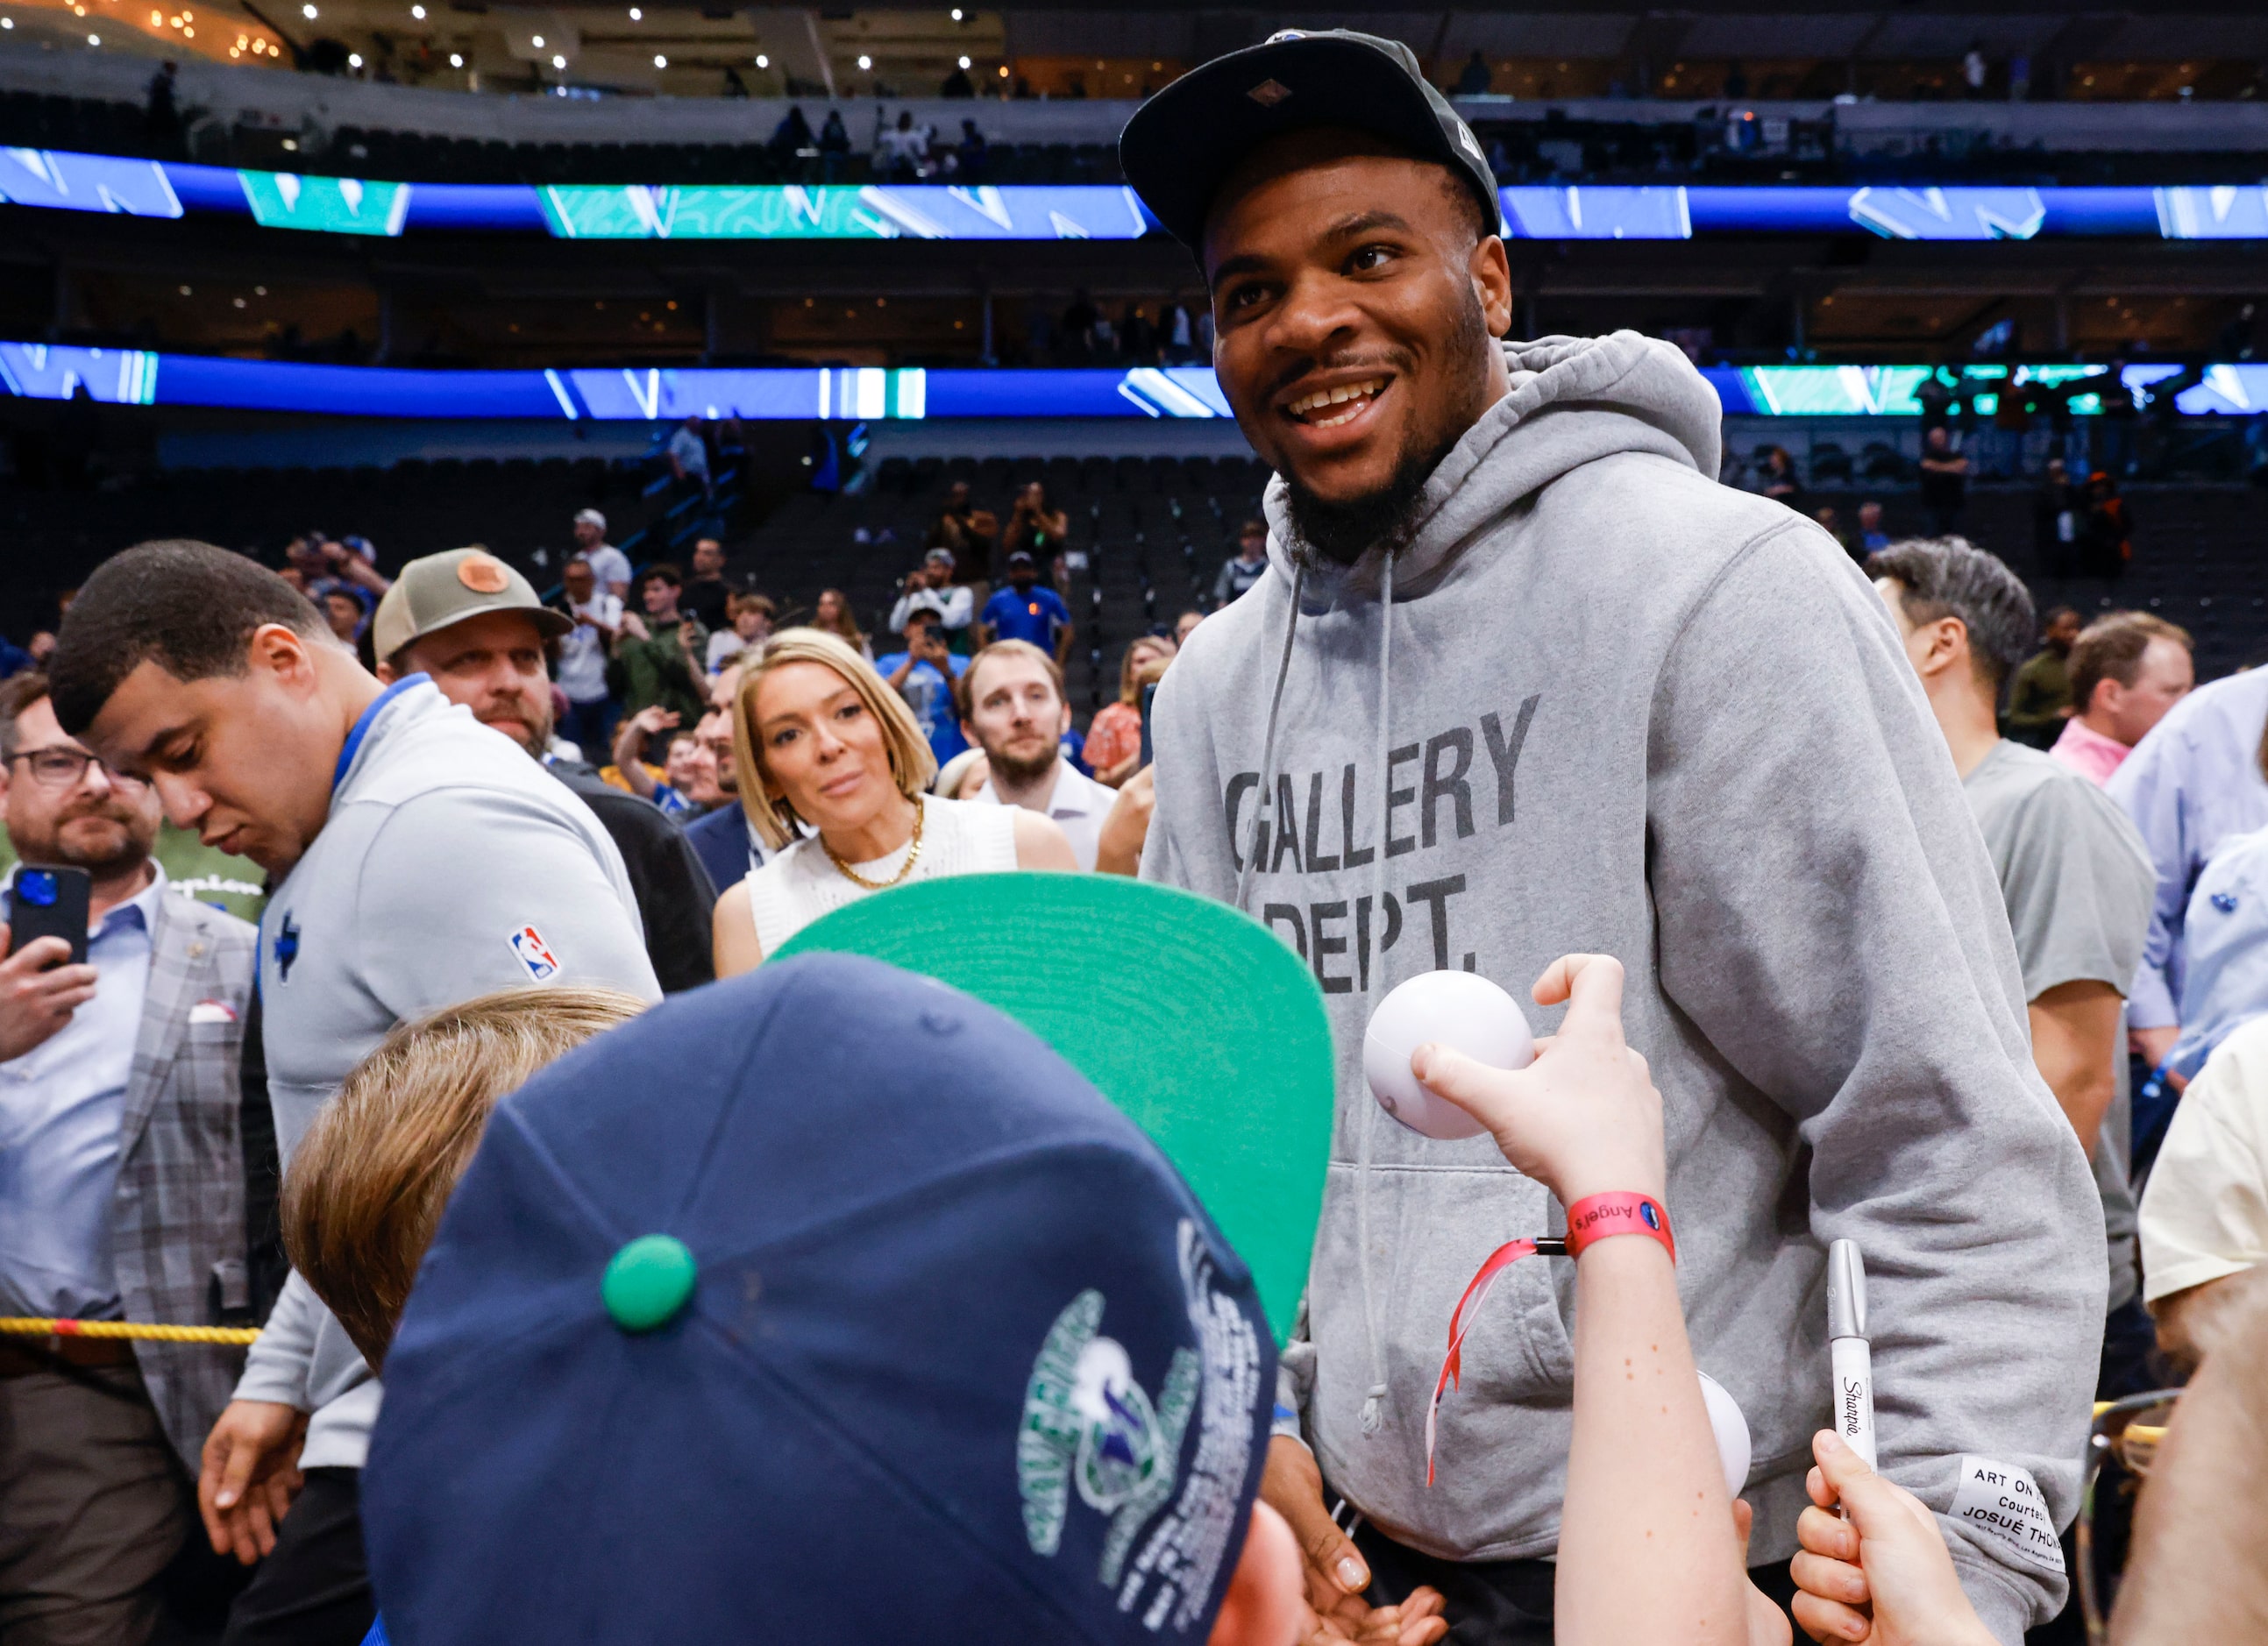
[0, 1317, 260, 1345]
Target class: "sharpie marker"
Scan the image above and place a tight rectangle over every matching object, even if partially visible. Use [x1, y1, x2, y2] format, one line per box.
[1827, 1239, 1877, 1470]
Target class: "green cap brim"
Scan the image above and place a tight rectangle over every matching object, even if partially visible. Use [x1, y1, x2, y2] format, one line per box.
[776, 873, 1331, 1344]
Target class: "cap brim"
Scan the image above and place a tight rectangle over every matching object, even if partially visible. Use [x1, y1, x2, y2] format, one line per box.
[775, 873, 1331, 1344]
[1121, 32, 1481, 247]
[414, 600, 576, 650]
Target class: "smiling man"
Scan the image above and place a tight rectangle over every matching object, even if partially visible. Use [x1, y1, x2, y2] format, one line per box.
[47, 540, 658, 1646]
[1120, 31, 2099, 1646]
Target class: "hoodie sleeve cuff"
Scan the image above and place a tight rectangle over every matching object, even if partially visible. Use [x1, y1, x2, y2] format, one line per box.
[1948, 1543, 2056, 1646]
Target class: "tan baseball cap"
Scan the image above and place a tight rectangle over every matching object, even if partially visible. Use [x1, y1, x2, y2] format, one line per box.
[372, 548, 572, 666]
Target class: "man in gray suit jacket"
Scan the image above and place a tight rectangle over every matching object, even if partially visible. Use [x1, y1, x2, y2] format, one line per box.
[0, 672, 256, 1646]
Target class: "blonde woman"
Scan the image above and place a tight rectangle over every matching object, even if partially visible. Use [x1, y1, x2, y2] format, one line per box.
[711, 629, 1076, 976]
[1084, 633, 1176, 787]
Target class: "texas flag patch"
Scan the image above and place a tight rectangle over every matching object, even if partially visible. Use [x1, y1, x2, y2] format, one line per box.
[508, 925, 561, 982]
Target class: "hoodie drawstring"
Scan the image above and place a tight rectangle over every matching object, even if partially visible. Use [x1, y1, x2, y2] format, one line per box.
[1234, 566, 1305, 915]
[1357, 549, 1394, 1437]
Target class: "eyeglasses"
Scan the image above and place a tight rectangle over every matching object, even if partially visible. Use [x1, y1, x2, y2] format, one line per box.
[7, 747, 150, 793]
[2079, 1389, 2179, 1642]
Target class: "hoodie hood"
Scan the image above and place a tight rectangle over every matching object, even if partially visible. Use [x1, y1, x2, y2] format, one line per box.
[1262, 331, 1723, 608]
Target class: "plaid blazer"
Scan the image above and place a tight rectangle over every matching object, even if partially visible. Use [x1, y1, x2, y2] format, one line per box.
[110, 887, 259, 1471]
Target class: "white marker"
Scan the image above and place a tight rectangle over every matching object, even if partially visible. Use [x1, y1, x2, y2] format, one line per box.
[1827, 1238, 1876, 1470]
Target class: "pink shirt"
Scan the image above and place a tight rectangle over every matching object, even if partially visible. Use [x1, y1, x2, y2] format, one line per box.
[2048, 716, 2132, 787]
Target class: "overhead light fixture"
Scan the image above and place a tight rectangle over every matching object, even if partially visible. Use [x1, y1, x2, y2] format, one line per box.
[627, 6, 638, 17]
[347, 50, 360, 65]
[754, 52, 766, 67]
[86, 31, 98, 42]
[857, 53, 871, 68]
[449, 50, 461, 65]
[957, 54, 969, 68]
[551, 52, 563, 67]
[950, 5, 962, 17]
[652, 52, 665, 67]
[409, 3, 422, 14]
[530, 33, 542, 46]
[300, 3, 313, 16]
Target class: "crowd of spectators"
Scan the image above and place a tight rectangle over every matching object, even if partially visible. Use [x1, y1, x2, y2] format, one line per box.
[6, 429, 2268, 1646]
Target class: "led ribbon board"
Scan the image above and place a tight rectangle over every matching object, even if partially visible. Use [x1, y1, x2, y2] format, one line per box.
[0, 146, 2261, 241]
[4, 344, 2263, 421]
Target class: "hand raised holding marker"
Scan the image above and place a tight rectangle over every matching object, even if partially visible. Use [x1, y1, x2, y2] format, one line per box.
[1410, 955, 1666, 1205]
[1790, 1430, 1995, 1646]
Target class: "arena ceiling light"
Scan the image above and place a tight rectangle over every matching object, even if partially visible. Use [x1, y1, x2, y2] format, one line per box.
[300, 3, 314, 16]
[754, 53, 766, 67]
[551, 53, 564, 67]
[652, 53, 665, 67]
[627, 6, 639, 17]
[857, 54, 871, 70]
[448, 50, 460, 65]
[409, 3, 423, 14]
[957, 55, 969, 69]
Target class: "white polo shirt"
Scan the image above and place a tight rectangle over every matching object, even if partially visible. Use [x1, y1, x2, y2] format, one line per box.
[974, 759, 1113, 871]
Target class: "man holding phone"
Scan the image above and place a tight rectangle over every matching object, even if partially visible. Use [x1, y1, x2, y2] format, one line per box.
[0, 670, 258, 1643]
[879, 606, 970, 768]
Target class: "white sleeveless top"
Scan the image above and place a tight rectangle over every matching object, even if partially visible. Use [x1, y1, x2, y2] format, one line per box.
[745, 795, 1019, 958]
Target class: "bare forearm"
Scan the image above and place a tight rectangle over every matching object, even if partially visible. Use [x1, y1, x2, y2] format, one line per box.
[1559, 1238, 1748, 1646]
[2028, 984, 2125, 1156]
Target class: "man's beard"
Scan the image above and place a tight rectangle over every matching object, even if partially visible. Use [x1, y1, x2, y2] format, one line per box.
[985, 737, 1058, 787]
[41, 808, 153, 879]
[1282, 292, 1493, 568]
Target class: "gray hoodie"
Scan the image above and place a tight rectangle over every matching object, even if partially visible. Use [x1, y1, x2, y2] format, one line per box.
[1141, 333, 2101, 1642]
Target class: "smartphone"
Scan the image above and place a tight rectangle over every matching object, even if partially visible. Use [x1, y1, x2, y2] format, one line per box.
[1138, 681, 1158, 770]
[12, 864, 92, 966]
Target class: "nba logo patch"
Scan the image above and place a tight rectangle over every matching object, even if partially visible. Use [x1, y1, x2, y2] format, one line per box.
[508, 925, 560, 982]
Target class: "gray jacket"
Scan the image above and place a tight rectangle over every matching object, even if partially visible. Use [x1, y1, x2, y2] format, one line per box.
[1141, 333, 2101, 1642]
[115, 885, 259, 1471]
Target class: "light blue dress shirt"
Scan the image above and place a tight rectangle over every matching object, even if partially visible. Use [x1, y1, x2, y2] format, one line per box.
[2170, 826, 2268, 1076]
[0, 867, 164, 1319]
[2107, 667, 2268, 1029]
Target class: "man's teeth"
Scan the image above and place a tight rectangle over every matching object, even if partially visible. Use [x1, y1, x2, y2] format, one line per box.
[1288, 378, 1385, 426]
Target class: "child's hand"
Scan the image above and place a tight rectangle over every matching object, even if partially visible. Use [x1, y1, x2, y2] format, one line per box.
[1790, 1431, 1996, 1646]
[1409, 954, 1664, 1206]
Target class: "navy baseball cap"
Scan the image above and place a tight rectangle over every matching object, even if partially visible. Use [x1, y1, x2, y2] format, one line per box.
[363, 953, 1276, 1645]
[1120, 29, 1501, 249]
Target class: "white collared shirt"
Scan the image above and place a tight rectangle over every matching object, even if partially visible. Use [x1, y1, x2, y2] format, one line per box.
[974, 759, 1113, 871]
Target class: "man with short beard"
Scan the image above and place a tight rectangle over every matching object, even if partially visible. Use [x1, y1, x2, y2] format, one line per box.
[0, 672, 256, 1646]
[1121, 32, 2096, 1646]
[959, 641, 1112, 871]
[373, 550, 716, 995]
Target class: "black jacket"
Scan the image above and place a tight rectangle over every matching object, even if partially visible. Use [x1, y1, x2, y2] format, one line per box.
[547, 763, 718, 993]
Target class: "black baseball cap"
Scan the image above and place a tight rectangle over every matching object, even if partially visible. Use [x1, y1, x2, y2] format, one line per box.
[1120, 29, 1501, 249]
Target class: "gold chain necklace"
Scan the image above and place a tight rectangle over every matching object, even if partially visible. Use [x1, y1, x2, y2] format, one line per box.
[824, 797, 926, 890]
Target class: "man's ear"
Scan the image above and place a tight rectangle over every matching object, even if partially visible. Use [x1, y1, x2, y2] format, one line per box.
[374, 658, 400, 685]
[1469, 232, 1514, 341]
[1911, 615, 1967, 682]
[246, 622, 323, 690]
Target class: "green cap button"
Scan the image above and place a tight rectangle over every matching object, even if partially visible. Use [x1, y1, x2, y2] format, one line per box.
[601, 1234, 698, 1333]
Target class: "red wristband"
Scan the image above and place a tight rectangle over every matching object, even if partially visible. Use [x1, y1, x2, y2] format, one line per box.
[1562, 1192, 1675, 1263]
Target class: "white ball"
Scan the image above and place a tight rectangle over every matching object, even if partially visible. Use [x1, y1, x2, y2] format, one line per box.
[1362, 970, 1534, 1140]
[1698, 1371, 1752, 1498]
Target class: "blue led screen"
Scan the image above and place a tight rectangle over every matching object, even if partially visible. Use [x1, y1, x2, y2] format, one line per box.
[6, 344, 2264, 422]
[0, 145, 2258, 241]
